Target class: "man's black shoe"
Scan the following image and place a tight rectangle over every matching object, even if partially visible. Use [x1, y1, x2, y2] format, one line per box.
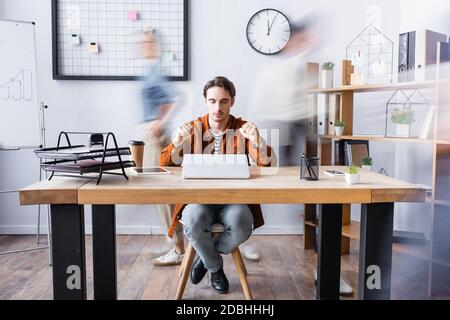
[190, 255, 207, 285]
[210, 268, 229, 294]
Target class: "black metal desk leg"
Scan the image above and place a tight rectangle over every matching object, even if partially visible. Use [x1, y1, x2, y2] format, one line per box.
[50, 204, 87, 300]
[317, 204, 342, 300]
[359, 203, 394, 300]
[92, 205, 117, 300]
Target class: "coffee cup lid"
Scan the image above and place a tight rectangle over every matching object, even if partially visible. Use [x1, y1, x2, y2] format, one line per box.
[129, 140, 145, 146]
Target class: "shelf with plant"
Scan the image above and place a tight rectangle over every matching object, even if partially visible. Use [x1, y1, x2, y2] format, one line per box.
[390, 108, 415, 137]
[321, 62, 335, 89]
[334, 121, 347, 136]
[361, 156, 373, 171]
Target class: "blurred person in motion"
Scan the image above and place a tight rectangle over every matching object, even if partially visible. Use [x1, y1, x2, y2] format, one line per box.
[242, 14, 323, 262]
[250, 14, 322, 166]
[246, 14, 353, 295]
[138, 29, 185, 266]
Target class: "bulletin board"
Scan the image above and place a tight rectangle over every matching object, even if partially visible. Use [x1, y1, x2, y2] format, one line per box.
[51, 0, 188, 81]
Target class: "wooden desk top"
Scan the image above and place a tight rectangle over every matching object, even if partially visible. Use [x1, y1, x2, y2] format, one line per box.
[20, 167, 426, 205]
[19, 177, 90, 205]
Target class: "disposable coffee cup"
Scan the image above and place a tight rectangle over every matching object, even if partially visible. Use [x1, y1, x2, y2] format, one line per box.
[129, 140, 145, 168]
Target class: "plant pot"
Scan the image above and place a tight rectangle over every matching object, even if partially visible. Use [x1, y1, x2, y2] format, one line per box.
[395, 124, 410, 137]
[321, 69, 333, 88]
[361, 165, 372, 171]
[344, 172, 360, 185]
[335, 126, 345, 136]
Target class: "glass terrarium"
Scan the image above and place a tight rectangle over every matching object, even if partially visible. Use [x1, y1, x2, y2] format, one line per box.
[385, 89, 432, 138]
[346, 24, 394, 85]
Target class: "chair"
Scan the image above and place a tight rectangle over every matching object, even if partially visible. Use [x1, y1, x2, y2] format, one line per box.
[175, 223, 252, 300]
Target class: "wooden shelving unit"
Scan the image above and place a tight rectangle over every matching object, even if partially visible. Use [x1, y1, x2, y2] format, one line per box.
[319, 135, 450, 145]
[305, 218, 430, 261]
[304, 61, 450, 297]
[308, 80, 443, 94]
[341, 220, 360, 240]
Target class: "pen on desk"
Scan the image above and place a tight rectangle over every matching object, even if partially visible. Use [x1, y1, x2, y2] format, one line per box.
[302, 153, 313, 178]
[302, 153, 317, 180]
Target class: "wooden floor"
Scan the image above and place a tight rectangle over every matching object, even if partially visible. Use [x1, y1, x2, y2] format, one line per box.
[0, 234, 443, 300]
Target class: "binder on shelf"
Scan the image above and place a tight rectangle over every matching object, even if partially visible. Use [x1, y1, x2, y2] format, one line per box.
[407, 31, 416, 82]
[343, 140, 369, 166]
[327, 94, 340, 134]
[398, 32, 409, 82]
[34, 132, 135, 185]
[398, 30, 447, 82]
[333, 140, 345, 165]
[438, 41, 450, 63]
[317, 94, 328, 135]
[414, 30, 447, 82]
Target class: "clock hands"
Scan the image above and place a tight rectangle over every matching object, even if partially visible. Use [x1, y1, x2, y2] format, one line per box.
[268, 13, 279, 35]
[247, 9, 290, 54]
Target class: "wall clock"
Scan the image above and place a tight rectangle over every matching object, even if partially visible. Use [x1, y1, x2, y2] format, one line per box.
[246, 8, 292, 55]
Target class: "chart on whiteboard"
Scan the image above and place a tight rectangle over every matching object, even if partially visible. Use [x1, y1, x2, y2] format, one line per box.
[0, 68, 34, 102]
[0, 20, 41, 148]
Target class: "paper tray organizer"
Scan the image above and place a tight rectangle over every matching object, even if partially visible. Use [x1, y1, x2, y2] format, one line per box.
[35, 131, 135, 185]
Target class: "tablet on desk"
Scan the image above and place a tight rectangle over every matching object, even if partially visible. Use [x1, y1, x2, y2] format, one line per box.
[323, 169, 344, 177]
[133, 167, 171, 175]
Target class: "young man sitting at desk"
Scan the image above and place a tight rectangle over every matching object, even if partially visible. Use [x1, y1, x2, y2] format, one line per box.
[160, 76, 276, 294]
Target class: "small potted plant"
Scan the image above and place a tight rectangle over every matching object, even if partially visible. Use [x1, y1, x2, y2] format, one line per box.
[321, 61, 335, 88]
[334, 120, 346, 136]
[345, 166, 360, 185]
[391, 108, 415, 137]
[361, 156, 373, 171]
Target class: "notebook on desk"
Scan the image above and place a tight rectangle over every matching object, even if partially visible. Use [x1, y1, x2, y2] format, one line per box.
[182, 154, 250, 179]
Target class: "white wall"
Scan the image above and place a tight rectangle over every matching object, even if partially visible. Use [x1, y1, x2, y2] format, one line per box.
[2, 0, 447, 236]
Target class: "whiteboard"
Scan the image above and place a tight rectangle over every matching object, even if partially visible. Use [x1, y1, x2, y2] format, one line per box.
[0, 20, 41, 149]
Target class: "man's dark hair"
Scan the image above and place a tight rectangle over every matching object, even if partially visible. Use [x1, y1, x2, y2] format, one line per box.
[203, 76, 236, 98]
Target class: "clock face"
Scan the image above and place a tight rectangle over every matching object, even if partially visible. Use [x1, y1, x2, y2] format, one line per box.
[246, 9, 291, 55]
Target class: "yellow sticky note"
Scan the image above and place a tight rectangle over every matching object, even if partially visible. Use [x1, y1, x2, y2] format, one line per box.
[88, 42, 99, 54]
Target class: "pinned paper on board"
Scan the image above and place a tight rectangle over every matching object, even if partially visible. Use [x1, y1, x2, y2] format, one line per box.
[163, 52, 176, 61]
[70, 34, 80, 45]
[372, 58, 386, 76]
[88, 42, 99, 53]
[127, 11, 139, 21]
[143, 25, 154, 32]
[351, 50, 364, 67]
[350, 72, 365, 85]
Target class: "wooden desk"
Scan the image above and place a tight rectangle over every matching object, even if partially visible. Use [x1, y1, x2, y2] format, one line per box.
[20, 166, 426, 300]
